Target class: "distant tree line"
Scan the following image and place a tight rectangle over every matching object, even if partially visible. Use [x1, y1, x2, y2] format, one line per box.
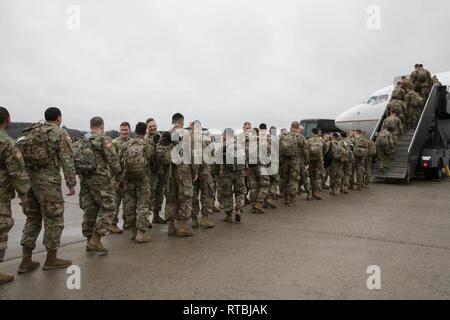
[7, 122, 120, 140]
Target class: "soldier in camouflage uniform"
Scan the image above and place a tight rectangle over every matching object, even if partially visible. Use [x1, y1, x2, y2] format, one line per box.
[329, 133, 347, 196]
[122, 122, 153, 243]
[268, 126, 280, 201]
[155, 113, 195, 237]
[382, 111, 404, 145]
[401, 76, 414, 92]
[386, 99, 406, 128]
[433, 75, 442, 87]
[78, 117, 121, 254]
[111, 122, 131, 233]
[340, 132, 352, 194]
[190, 121, 215, 229]
[298, 126, 312, 201]
[145, 118, 166, 224]
[308, 128, 325, 200]
[364, 132, 376, 188]
[321, 133, 332, 190]
[18, 107, 76, 273]
[410, 64, 433, 100]
[375, 129, 395, 175]
[353, 129, 369, 191]
[404, 87, 424, 131]
[221, 128, 246, 224]
[279, 122, 306, 207]
[0, 107, 30, 284]
[391, 81, 406, 101]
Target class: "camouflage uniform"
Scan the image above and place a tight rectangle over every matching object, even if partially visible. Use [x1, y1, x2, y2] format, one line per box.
[353, 136, 369, 190]
[145, 132, 165, 216]
[20, 123, 76, 251]
[376, 129, 395, 175]
[364, 140, 376, 188]
[79, 132, 121, 239]
[247, 134, 270, 207]
[329, 140, 345, 195]
[382, 115, 404, 145]
[298, 137, 311, 199]
[279, 132, 305, 199]
[391, 85, 406, 101]
[404, 90, 424, 131]
[411, 68, 433, 100]
[112, 136, 129, 225]
[0, 130, 30, 266]
[386, 99, 407, 128]
[307, 136, 324, 197]
[122, 137, 153, 232]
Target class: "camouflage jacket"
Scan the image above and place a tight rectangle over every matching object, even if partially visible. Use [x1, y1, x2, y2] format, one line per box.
[112, 136, 130, 166]
[0, 129, 30, 200]
[24, 123, 76, 189]
[391, 86, 406, 101]
[89, 132, 121, 179]
[405, 90, 423, 109]
[383, 115, 403, 136]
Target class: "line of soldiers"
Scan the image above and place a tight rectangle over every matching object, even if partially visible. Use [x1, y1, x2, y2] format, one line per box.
[375, 64, 441, 174]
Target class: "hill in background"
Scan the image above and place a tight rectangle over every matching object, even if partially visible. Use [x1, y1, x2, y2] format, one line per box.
[7, 122, 120, 140]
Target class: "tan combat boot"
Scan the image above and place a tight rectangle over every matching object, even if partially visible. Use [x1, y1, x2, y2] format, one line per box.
[200, 215, 215, 228]
[235, 209, 242, 224]
[0, 272, 14, 285]
[152, 214, 167, 224]
[87, 232, 108, 255]
[168, 219, 177, 237]
[43, 250, 72, 271]
[135, 230, 151, 244]
[265, 198, 277, 209]
[191, 216, 200, 229]
[130, 228, 137, 240]
[313, 191, 322, 200]
[254, 202, 265, 214]
[109, 223, 123, 234]
[176, 220, 194, 238]
[17, 247, 40, 274]
[223, 212, 234, 223]
[287, 194, 297, 207]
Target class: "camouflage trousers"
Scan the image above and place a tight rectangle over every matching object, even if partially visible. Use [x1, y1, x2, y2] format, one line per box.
[309, 160, 323, 193]
[417, 86, 431, 101]
[354, 156, 367, 188]
[268, 173, 280, 199]
[280, 156, 300, 197]
[0, 201, 14, 259]
[342, 161, 351, 189]
[192, 171, 215, 217]
[349, 160, 356, 188]
[150, 168, 165, 214]
[113, 182, 124, 225]
[248, 164, 270, 204]
[329, 161, 344, 193]
[164, 164, 193, 222]
[212, 167, 224, 205]
[21, 179, 65, 251]
[221, 168, 246, 213]
[298, 162, 311, 196]
[377, 148, 392, 173]
[364, 157, 373, 186]
[124, 177, 151, 231]
[79, 175, 116, 238]
[406, 107, 419, 131]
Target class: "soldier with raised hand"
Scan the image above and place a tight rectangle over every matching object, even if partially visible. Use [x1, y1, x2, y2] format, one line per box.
[18, 107, 76, 273]
[111, 121, 131, 233]
[156, 113, 196, 237]
[122, 122, 154, 243]
[190, 120, 215, 229]
[353, 129, 369, 191]
[220, 128, 246, 224]
[145, 118, 166, 225]
[0, 107, 30, 284]
[78, 117, 121, 255]
[382, 110, 404, 145]
[308, 128, 325, 200]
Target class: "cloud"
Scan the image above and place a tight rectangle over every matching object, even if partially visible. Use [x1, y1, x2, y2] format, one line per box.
[1, 0, 449, 131]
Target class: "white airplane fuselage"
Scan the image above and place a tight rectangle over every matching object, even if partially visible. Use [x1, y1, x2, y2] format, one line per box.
[335, 71, 450, 136]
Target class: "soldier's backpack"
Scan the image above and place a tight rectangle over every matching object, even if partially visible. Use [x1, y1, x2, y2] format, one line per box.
[331, 141, 348, 162]
[410, 93, 423, 108]
[156, 144, 173, 168]
[73, 134, 97, 175]
[376, 130, 393, 154]
[354, 138, 369, 158]
[123, 139, 148, 178]
[16, 122, 53, 169]
[417, 69, 428, 82]
[309, 139, 323, 162]
[280, 133, 297, 157]
[368, 140, 377, 157]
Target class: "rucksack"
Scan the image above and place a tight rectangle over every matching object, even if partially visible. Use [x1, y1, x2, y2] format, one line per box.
[123, 139, 148, 178]
[309, 139, 323, 162]
[332, 141, 347, 162]
[376, 130, 394, 154]
[73, 134, 97, 175]
[16, 122, 53, 169]
[354, 138, 369, 158]
[417, 69, 428, 82]
[156, 144, 172, 167]
[280, 133, 297, 157]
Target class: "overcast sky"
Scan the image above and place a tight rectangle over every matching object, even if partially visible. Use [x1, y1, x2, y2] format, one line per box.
[1, 0, 449, 131]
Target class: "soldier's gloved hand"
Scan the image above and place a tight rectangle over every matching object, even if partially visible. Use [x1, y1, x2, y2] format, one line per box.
[67, 187, 76, 196]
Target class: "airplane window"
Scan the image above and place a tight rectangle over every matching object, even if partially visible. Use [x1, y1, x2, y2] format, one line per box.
[376, 95, 389, 104]
[366, 96, 378, 105]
